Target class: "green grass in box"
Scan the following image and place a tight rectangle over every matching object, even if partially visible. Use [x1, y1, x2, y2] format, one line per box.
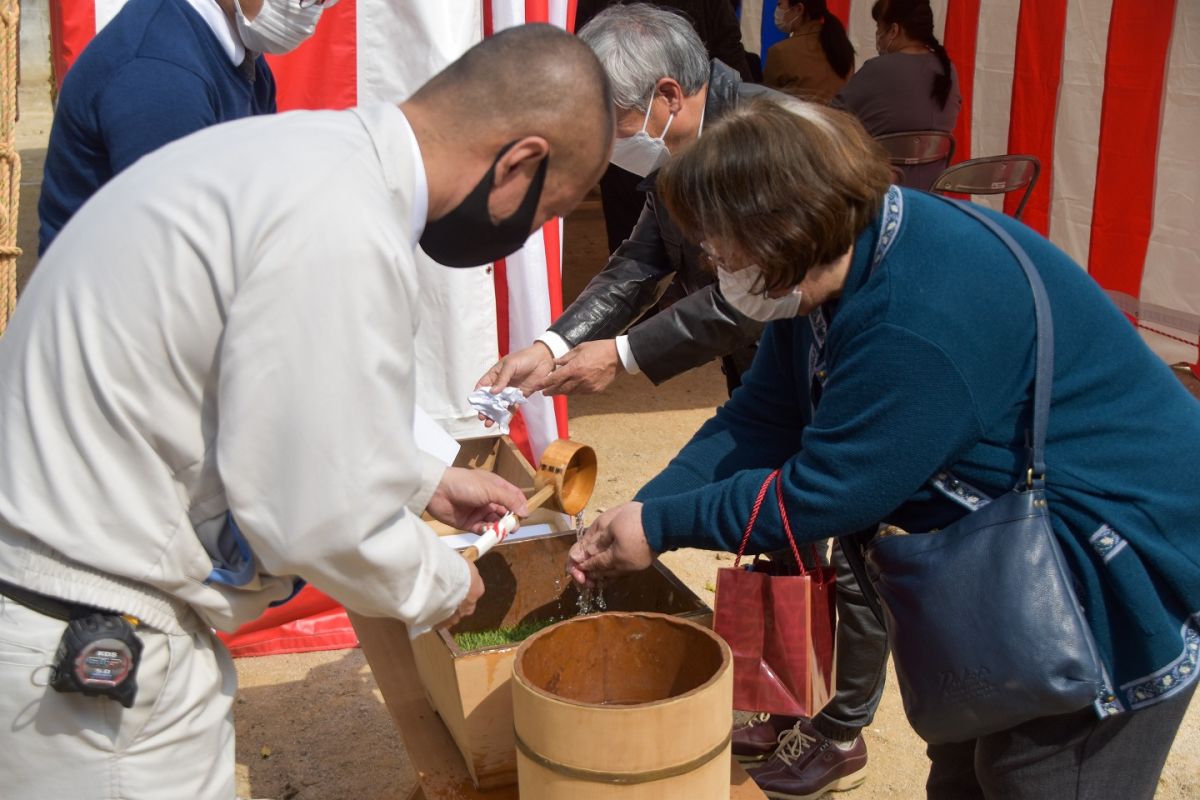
[452, 619, 557, 652]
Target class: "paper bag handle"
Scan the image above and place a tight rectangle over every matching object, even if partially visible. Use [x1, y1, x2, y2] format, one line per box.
[734, 469, 815, 572]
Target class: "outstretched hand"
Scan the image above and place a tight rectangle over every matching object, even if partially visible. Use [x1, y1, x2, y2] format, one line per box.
[474, 343, 556, 414]
[541, 339, 622, 396]
[566, 501, 654, 586]
[426, 467, 529, 533]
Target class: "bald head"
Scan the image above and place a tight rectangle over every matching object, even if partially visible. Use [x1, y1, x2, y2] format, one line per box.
[410, 24, 615, 180]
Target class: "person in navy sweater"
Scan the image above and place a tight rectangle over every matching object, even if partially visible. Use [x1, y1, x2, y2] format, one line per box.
[37, 0, 329, 255]
[569, 99, 1200, 799]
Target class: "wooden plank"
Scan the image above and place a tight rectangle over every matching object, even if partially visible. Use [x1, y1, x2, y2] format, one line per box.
[349, 611, 518, 800]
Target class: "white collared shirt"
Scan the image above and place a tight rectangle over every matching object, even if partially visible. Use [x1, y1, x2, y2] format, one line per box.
[0, 105, 467, 634]
[184, 0, 245, 66]
[395, 109, 429, 242]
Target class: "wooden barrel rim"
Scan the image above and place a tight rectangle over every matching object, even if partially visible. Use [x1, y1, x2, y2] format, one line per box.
[514, 730, 731, 785]
[513, 612, 731, 710]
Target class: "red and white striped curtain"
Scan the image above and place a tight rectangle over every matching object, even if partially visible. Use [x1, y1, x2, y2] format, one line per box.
[48, 0, 577, 462]
[740, 0, 1200, 367]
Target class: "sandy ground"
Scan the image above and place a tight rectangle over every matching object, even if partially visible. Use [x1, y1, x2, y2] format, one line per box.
[11, 79, 1199, 799]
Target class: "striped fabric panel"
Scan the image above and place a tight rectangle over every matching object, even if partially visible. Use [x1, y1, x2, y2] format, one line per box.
[1045, 0, 1111, 269]
[487, 0, 575, 459]
[943, 0, 980, 165]
[265, 0, 358, 111]
[1087, 0, 1179, 299]
[1004, 0, 1069, 231]
[44, 0, 1200, 374]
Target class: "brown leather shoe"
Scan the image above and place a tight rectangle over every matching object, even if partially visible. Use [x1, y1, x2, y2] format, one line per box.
[732, 713, 802, 764]
[748, 718, 868, 800]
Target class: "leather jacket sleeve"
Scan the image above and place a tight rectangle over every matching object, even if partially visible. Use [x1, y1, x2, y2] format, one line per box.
[549, 194, 676, 345]
[626, 283, 764, 385]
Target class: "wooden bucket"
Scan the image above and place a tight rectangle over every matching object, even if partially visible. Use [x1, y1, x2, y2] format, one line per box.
[512, 612, 732, 799]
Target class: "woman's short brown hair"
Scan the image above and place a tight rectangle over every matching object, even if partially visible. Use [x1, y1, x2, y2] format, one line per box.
[658, 97, 892, 292]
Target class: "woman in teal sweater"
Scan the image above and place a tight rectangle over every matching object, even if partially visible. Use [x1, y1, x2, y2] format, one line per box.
[568, 100, 1200, 798]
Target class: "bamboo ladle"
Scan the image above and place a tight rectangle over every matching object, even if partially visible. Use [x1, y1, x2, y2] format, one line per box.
[461, 439, 597, 562]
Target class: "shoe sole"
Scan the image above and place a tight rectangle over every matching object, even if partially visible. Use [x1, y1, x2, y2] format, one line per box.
[761, 767, 868, 800]
[734, 753, 771, 765]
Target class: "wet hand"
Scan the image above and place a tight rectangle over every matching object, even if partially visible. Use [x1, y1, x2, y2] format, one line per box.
[566, 501, 654, 586]
[541, 339, 622, 396]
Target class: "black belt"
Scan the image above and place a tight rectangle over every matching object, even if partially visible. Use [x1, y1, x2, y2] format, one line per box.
[0, 577, 110, 621]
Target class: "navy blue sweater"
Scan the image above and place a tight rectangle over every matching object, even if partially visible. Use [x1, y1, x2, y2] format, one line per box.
[38, 0, 276, 254]
[638, 190, 1200, 713]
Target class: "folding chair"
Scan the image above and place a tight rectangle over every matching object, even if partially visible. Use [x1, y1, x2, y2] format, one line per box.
[875, 131, 955, 188]
[931, 155, 1042, 220]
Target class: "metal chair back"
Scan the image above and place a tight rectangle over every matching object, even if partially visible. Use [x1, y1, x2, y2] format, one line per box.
[876, 130, 957, 167]
[931, 155, 1042, 220]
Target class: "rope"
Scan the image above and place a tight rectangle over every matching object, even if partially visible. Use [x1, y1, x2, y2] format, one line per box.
[734, 470, 778, 568]
[0, 0, 20, 335]
[1135, 321, 1199, 350]
[1135, 322, 1200, 379]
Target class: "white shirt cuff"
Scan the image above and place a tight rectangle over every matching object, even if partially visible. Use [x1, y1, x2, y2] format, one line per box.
[406, 452, 447, 515]
[615, 335, 641, 375]
[535, 331, 571, 360]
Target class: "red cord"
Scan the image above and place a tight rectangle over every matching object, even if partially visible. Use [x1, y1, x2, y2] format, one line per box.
[1135, 321, 1199, 349]
[735, 470, 778, 568]
[774, 473, 820, 574]
[735, 469, 818, 574]
[777, 474, 806, 568]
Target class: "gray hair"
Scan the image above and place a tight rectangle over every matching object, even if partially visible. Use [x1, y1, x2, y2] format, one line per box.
[772, 96, 839, 139]
[577, 3, 710, 112]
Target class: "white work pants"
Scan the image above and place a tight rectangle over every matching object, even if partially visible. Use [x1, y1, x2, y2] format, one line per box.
[0, 598, 236, 799]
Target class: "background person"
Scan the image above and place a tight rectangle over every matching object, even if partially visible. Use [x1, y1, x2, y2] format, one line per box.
[37, 0, 333, 254]
[833, 0, 959, 189]
[763, 0, 855, 102]
[0, 25, 611, 799]
[568, 98, 1200, 799]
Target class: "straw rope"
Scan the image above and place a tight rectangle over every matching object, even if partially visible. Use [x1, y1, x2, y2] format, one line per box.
[1, 0, 20, 335]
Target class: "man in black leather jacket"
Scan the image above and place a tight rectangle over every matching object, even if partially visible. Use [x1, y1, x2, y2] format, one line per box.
[575, 0, 757, 252]
[479, 14, 772, 398]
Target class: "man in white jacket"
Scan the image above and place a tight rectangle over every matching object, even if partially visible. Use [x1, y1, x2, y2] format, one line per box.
[0, 24, 613, 799]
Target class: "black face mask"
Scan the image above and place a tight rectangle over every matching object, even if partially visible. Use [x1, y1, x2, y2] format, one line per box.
[419, 142, 550, 268]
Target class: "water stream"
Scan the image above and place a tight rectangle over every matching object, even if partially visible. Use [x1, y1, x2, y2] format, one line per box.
[573, 510, 606, 614]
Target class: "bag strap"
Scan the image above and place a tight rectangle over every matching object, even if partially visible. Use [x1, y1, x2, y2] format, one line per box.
[734, 469, 814, 571]
[844, 196, 1059, 629]
[926, 195, 1055, 484]
[839, 531, 887, 626]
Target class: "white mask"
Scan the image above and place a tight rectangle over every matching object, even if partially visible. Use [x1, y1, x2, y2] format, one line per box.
[609, 97, 675, 178]
[235, 0, 323, 55]
[718, 265, 803, 321]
